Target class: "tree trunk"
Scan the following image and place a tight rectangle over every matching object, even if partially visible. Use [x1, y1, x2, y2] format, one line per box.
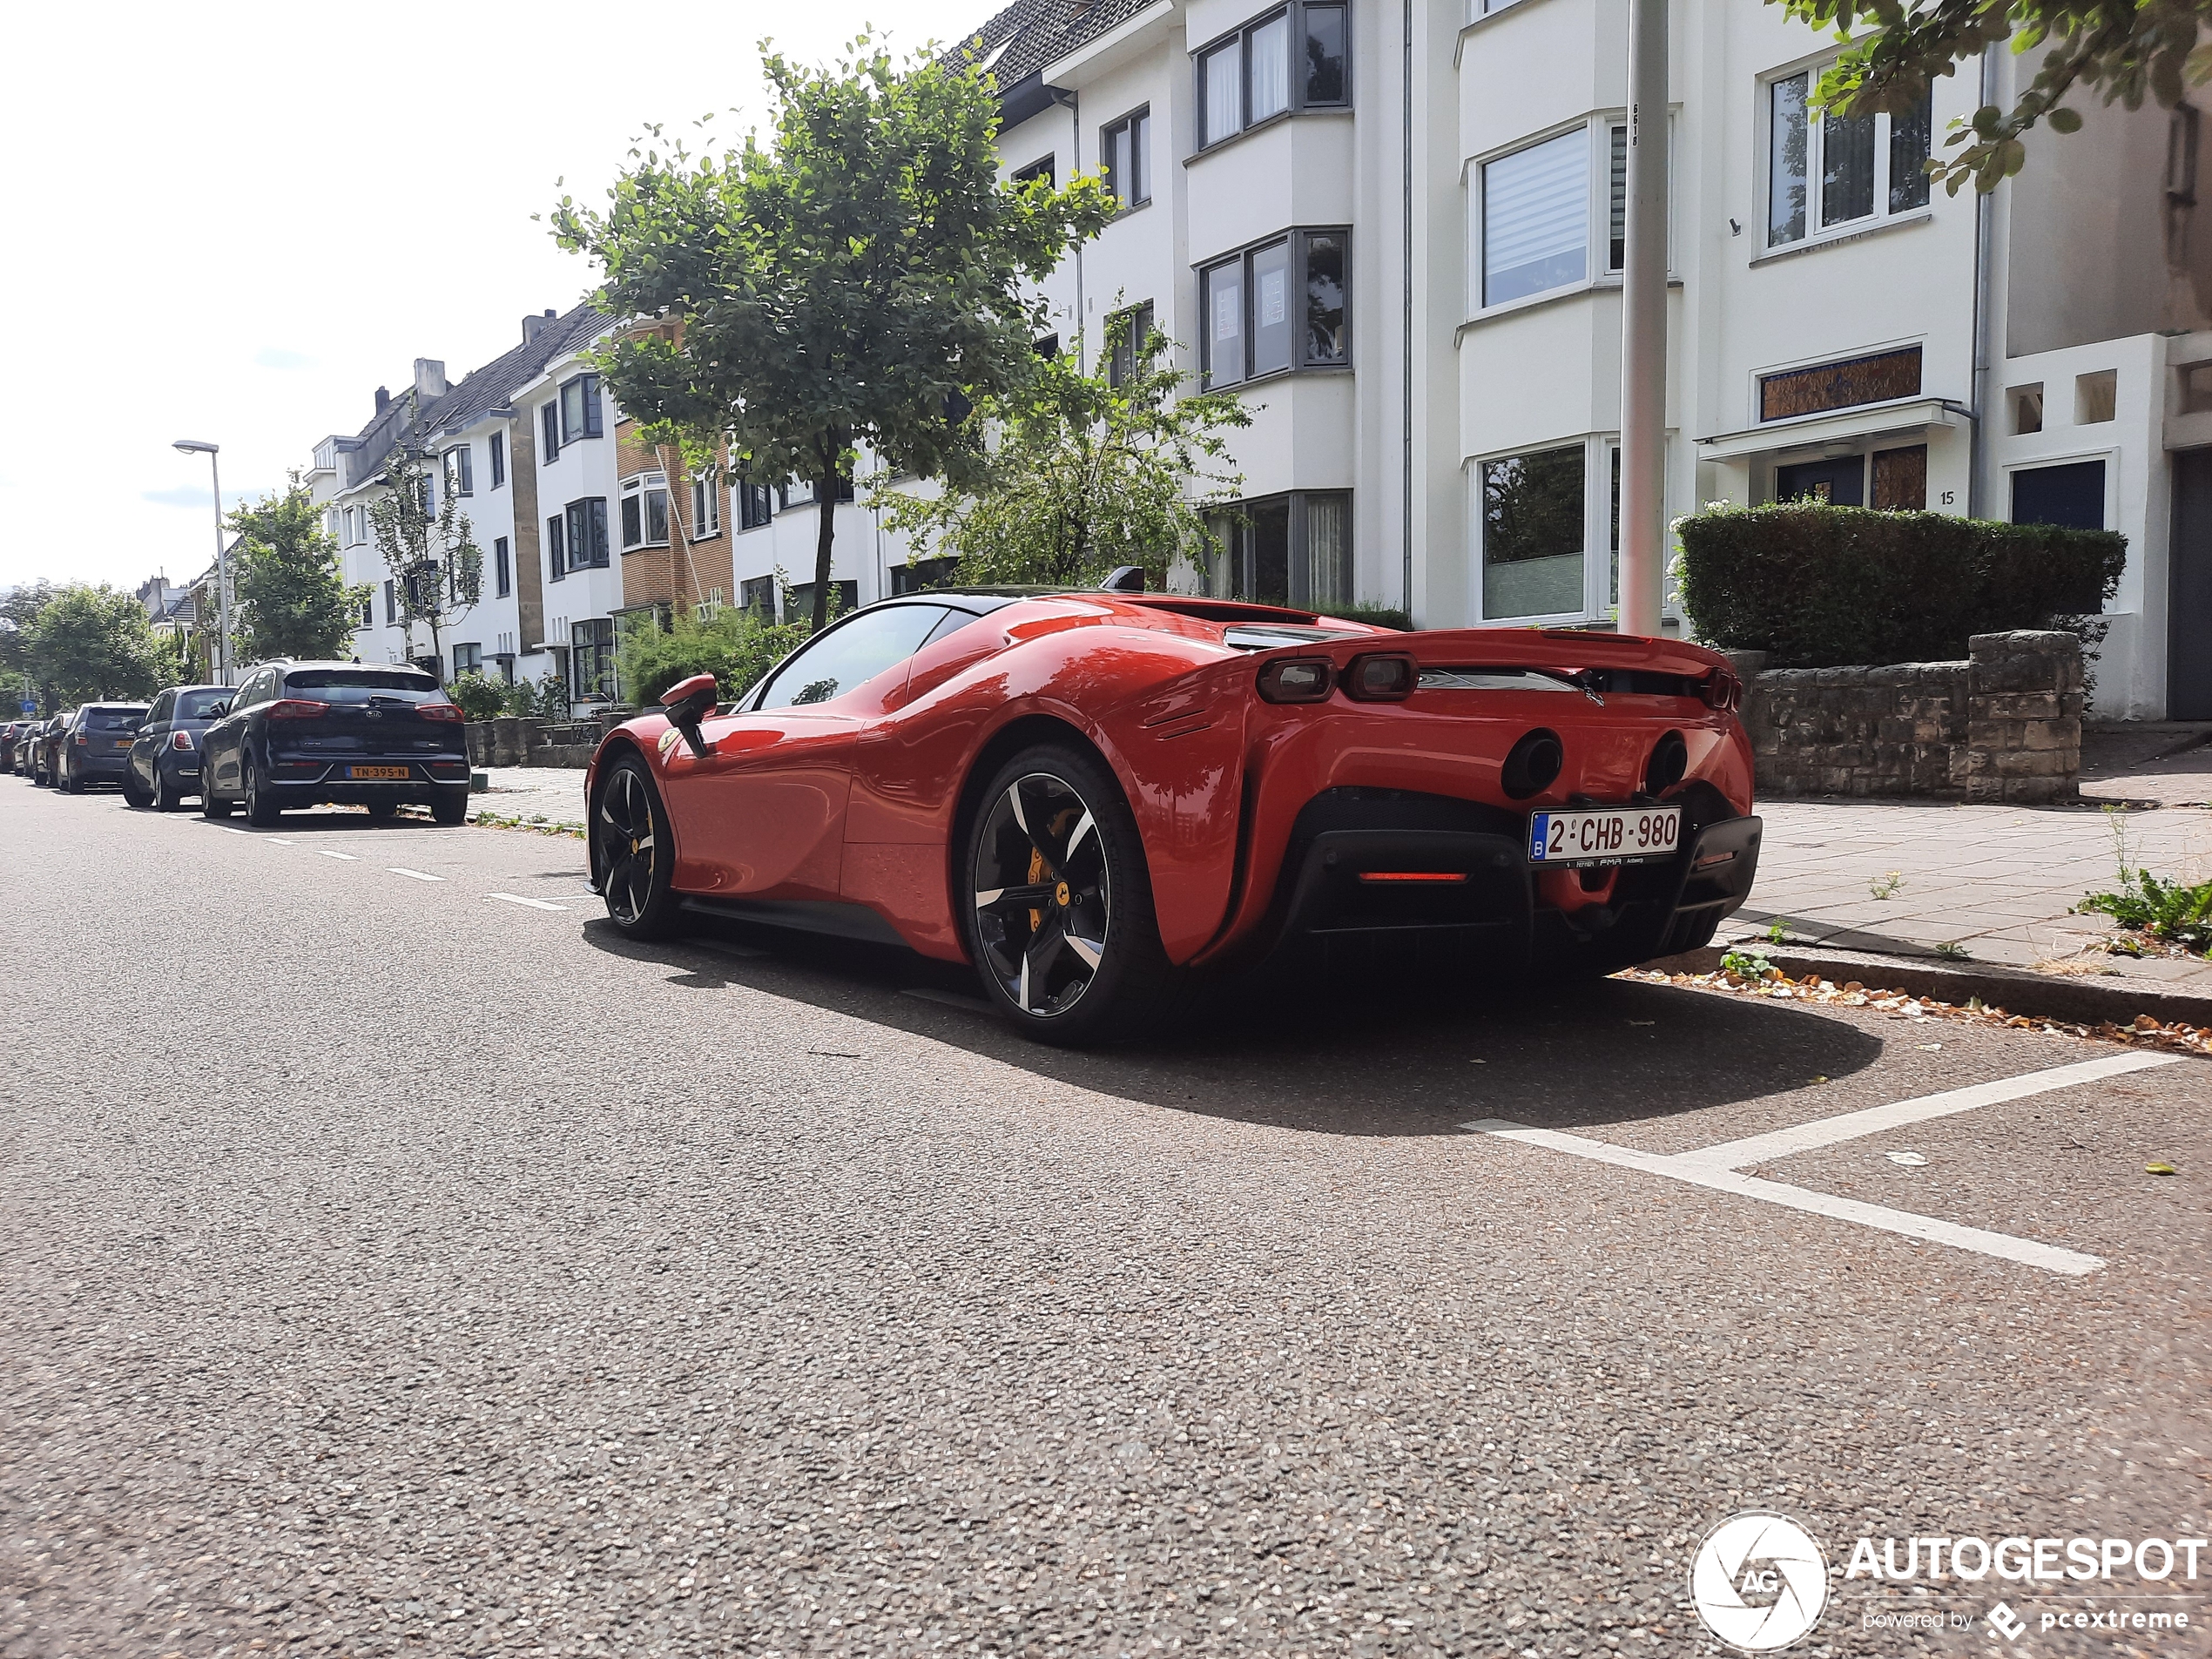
[811, 463, 839, 634]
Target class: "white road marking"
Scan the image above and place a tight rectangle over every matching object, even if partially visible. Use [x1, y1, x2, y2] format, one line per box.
[215, 826, 248, 836]
[900, 987, 994, 1015]
[266, 838, 296, 846]
[318, 850, 359, 860]
[1677, 1053, 2181, 1172]
[388, 867, 443, 882]
[487, 893, 568, 912]
[1467, 1118, 2107, 1276]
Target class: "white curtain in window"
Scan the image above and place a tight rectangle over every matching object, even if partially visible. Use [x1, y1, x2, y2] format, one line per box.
[1483, 127, 1589, 306]
[1203, 42, 1241, 144]
[1305, 496, 1348, 607]
[1249, 15, 1290, 122]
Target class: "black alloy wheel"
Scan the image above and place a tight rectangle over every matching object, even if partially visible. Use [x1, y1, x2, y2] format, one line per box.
[962, 743, 1178, 1046]
[595, 755, 679, 938]
[243, 752, 280, 826]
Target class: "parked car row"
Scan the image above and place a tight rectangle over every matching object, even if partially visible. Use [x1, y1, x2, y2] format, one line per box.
[8, 661, 473, 825]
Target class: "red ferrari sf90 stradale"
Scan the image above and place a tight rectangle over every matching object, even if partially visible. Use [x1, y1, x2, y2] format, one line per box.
[586, 582, 1762, 1044]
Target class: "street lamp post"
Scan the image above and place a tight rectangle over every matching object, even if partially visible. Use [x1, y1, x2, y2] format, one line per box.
[172, 439, 232, 685]
[1618, 0, 1669, 638]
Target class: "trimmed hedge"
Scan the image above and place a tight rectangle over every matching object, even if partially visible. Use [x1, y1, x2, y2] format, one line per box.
[1676, 505, 2126, 668]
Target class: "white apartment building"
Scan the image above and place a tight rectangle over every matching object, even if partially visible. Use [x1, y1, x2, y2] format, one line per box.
[953, 0, 2212, 716]
[306, 306, 620, 710]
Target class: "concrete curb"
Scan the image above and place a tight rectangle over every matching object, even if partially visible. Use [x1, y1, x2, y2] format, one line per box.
[1645, 943, 2212, 1030]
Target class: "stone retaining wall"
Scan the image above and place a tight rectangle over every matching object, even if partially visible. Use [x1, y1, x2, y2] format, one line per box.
[1730, 631, 2083, 803]
[466, 718, 611, 770]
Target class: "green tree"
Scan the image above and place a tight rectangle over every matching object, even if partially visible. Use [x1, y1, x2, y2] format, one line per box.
[552, 33, 1112, 632]
[366, 437, 482, 682]
[229, 472, 369, 662]
[23, 585, 171, 705]
[0, 582, 55, 711]
[875, 316, 1250, 590]
[1782, 0, 2212, 192]
[614, 602, 813, 708]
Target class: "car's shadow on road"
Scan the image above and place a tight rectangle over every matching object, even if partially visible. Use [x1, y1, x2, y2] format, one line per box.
[582, 915, 1884, 1139]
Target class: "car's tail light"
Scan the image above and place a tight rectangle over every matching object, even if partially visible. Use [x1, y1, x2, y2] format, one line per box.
[171, 729, 196, 751]
[416, 703, 465, 722]
[1357, 872, 1469, 884]
[1258, 658, 1333, 703]
[71, 734, 87, 745]
[267, 699, 328, 720]
[1342, 652, 1417, 702]
[1700, 669, 1743, 711]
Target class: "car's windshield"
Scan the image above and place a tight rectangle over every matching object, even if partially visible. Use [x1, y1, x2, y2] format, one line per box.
[282, 669, 439, 705]
[87, 708, 148, 729]
[175, 690, 229, 719]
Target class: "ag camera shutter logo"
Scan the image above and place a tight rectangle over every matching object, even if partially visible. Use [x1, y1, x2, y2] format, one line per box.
[1689, 1512, 1830, 1651]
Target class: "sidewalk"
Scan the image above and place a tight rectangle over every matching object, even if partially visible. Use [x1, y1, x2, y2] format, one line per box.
[474, 766, 589, 830]
[1730, 725, 2212, 992]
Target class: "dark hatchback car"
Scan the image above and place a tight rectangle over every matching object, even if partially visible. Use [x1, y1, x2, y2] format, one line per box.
[29, 713, 71, 785]
[57, 703, 152, 792]
[0, 720, 31, 772]
[123, 685, 231, 811]
[199, 662, 470, 826]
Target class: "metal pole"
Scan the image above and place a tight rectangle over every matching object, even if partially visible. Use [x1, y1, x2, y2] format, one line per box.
[211, 449, 233, 685]
[1618, 0, 1669, 637]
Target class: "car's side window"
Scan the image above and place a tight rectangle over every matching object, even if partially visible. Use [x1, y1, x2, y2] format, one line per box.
[147, 691, 173, 725]
[755, 605, 954, 711]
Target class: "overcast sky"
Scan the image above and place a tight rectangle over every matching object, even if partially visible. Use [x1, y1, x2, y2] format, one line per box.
[0, 0, 992, 594]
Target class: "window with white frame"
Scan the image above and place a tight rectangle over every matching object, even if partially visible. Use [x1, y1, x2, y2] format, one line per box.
[1102, 107, 1151, 208]
[443, 444, 474, 498]
[691, 469, 720, 537]
[1475, 438, 1652, 621]
[1765, 67, 1931, 248]
[1477, 121, 1635, 308]
[1199, 493, 1352, 608]
[1196, 3, 1349, 151]
[620, 472, 671, 550]
[1200, 229, 1350, 387]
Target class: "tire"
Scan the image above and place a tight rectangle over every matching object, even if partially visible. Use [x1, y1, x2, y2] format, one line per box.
[122, 765, 151, 810]
[243, 753, 280, 826]
[201, 772, 233, 819]
[430, 786, 469, 826]
[63, 759, 84, 794]
[593, 754, 681, 939]
[961, 742, 1180, 1047]
[152, 765, 181, 813]
[366, 799, 399, 820]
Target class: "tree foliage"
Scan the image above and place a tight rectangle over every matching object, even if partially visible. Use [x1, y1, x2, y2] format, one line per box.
[18, 585, 172, 705]
[366, 435, 482, 680]
[552, 34, 1113, 631]
[614, 604, 813, 709]
[874, 318, 1251, 590]
[229, 471, 370, 662]
[1784, 0, 2212, 192]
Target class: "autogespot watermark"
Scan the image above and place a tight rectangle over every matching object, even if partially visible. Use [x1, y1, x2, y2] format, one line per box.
[1689, 1514, 2209, 1651]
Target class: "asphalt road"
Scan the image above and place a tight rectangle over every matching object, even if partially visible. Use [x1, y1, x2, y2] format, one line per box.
[3, 781, 2207, 1658]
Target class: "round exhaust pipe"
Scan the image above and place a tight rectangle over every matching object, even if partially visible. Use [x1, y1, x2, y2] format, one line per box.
[1501, 729, 1564, 799]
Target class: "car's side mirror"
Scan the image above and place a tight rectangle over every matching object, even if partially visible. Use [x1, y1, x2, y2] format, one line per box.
[206, 702, 229, 718]
[661, 672, 718, 760]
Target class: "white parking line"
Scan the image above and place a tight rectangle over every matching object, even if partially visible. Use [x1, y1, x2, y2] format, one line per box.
[318, 850, 359, 860]
[215, 826, 248, 836]
[1465, 1054, 2184, 1277]
[388, 867, 443, 882]
[488, 893, 568, 912]
[266, 838, 296, 846]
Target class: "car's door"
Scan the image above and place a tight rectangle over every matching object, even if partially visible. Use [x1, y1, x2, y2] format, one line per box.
[206, 671, 266, 794]
[658, 604, 954, 899]
[132, 691, 176, 791]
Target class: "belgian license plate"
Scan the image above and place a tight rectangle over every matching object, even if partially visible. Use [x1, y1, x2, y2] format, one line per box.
[347, 765, 410, 780]
[1528, 806, 1682, 867]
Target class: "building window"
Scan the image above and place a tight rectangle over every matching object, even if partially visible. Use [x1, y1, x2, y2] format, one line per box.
[1200, 492, 1352, 608]
[620, 472, 671, 551]
[1483, 128, 1586, 306]
[1480, 445, 1587, 619]
[739, 575, 776, 616]
[1871, 444, 1928, 510]
[454, 642, 482, 678]
[892, 556, 961, 595]
[782, 580, 860, 625]
[541, 401, 561, 463]
[1103, 107, 1151, 208]
[691, 469, 721, 537]
[443, 444, 474, 498]
[1197, 4, 1347, 150]
[384, 578, 399, 625]
[489, 431, 506, 489]
[571, 618, 616, 704]
[1108, 301, 1156, 388]
[1012, 154, 1055, 189]
[360, 595, 374, 629]
[1200, 230, 1351, 387]
[1766, 69, 1931, 248]
[565, 497, 610, 569]
[494, 536, 512, 598]
[1758, 346, 1922, 421]
[2012, 459, 2107, 530]
[738, 481, 774, 532]
[558, 373, 604, 443]
[547, 514, 566, 582]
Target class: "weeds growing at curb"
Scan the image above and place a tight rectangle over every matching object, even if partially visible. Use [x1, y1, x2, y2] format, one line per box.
[1869, 870, 1905, 900]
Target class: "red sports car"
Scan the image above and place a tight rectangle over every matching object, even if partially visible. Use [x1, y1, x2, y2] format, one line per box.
[586, 584, 1760, 1043]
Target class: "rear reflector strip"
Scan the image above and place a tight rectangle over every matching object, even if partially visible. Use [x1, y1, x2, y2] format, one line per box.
[1357, 872, 1469, 884]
